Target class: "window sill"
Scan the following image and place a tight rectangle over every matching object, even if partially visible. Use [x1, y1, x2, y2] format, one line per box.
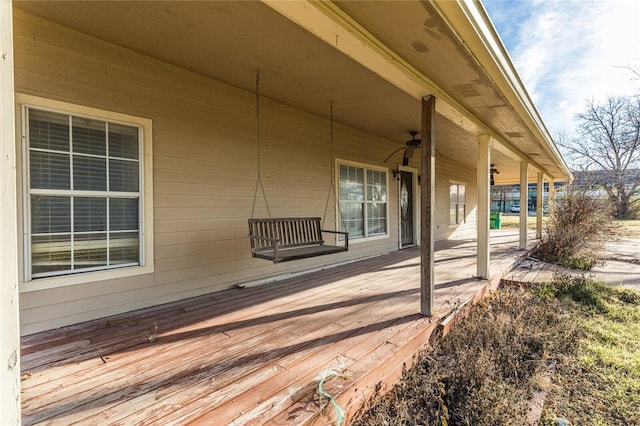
[344, 233, 390, 245]
[20, 263, 154, 293]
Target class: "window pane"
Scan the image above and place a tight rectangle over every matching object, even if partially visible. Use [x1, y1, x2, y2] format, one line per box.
[32, 234, 71, 274]
[458, 185, 466, 203]
[30, 151, 70, 190]
[74, 197, 107, 232]
[339, 202, 364, 238]
[449, 204, 457, 225]
[367, 203, 387, 235]
[110, 198, 139, 231]
[458, 205, 466, 224]
[339, 164, 348, 181]
[367, 170, 387, 202]
[449, 184, 458, 203]
[27, 107, 144, 278]
[31, 196, 71, 234]
[29, 109, 69, 152]
[339, 165, 364, 201]
[72, 117, 106, 156]
[74, 233, 108, 268]
[109, 159, 139, 192]
[73, 155, 107, 191]
[109, 123, 139, 159]
[110, 232, 140, 265]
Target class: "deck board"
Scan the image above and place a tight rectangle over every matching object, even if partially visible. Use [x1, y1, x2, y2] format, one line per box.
[21, 231, 537, 425]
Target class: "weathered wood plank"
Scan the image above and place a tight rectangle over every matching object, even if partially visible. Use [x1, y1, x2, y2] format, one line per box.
[21, 266, 371, 393]
[181, 283, 420, 425]
[100, 280, 418, 424]
[21, 234, 538, 425]
[22, 254, 418, 424]
[21, 258, 375, 370]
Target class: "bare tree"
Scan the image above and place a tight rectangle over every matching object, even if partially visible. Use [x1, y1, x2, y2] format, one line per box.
[614, 63, 640, 81]
[558, 95, 640, 219]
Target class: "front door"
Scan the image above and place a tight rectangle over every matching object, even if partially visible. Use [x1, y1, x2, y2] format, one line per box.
[400, 171, 414, 247]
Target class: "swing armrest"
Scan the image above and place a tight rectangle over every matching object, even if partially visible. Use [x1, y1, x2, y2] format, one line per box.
[248, 235, 282, 260]
[321, 229, 349, 250]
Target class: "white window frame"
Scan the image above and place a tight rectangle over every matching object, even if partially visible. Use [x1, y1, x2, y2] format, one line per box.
[449, 181, 466, 226]
[336, 158, 389, 242]
[17, 94, 154, 292]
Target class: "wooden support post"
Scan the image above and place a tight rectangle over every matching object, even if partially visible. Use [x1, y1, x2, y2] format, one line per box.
[477, 135, 490, 279]
[421, 95, 436, 316]
[519, 161, 528, 249]
[548, 178, 555, 211]
[536, 172, 543, 239]
[0, 0, 21, 423]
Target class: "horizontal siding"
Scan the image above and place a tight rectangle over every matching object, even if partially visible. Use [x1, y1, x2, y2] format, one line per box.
[435, 155, 478, 241]
[14, 11, 407, 334]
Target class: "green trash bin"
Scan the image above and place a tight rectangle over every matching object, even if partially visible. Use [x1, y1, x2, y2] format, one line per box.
[490, 212, 502, 229]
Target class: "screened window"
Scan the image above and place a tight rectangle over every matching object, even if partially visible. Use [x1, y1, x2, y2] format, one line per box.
[449, 183, 466, 225]
[338, 163, 388, 239]
[26, 107, 142, 278]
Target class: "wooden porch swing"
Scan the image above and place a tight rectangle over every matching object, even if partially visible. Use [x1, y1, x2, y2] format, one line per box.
[248, 72, 349, 263]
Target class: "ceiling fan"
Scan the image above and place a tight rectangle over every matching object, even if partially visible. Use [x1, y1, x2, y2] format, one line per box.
[383, 131, 421, 166]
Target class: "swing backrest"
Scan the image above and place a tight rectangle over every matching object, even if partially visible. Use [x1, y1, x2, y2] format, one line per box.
[248, 217, 326, 251]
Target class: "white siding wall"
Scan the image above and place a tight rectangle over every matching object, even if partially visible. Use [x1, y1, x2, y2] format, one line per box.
[14, 11, 478, 334]
[401, 153, 478, 242]
[435, 155, 478, 241]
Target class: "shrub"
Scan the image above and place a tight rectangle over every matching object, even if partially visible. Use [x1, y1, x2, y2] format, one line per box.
[536, 273, 610, 313]
[537, 189, 617, 270]
[353, 289, 581, 426]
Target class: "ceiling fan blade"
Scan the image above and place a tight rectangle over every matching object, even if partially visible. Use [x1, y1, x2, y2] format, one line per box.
[405, 145, 416, 159]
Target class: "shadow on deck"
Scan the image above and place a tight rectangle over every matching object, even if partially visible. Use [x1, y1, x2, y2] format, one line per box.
[20, 230, 537, 425]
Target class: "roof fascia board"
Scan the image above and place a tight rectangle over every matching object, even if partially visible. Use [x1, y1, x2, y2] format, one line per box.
[261, 0, 550, 174]
[433, 0, 571, 180]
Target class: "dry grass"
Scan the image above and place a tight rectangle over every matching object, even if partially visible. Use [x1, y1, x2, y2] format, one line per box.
[497, 214, 539, 230]
[353, 287, 581, 426]
[353, 277, 640, 426]
[539, 276, 640, 426]
[616, 219, 640, 238]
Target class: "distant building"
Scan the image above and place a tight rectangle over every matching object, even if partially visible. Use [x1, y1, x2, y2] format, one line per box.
[491, 182, 565, 213]
[569, 170, 640, 197]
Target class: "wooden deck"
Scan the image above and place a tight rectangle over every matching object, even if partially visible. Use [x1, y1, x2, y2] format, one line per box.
[20, 231, 537, 425]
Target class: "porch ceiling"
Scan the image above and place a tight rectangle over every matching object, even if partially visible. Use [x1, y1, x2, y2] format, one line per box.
[14, 0, 566, 184]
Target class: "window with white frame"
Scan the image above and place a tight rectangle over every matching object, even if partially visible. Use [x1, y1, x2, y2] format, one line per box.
[449, 182, 466, 225]
[338, 162, 388, 239]
[24, 104, 146, 279]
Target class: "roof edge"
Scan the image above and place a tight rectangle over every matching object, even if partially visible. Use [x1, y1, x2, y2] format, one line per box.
[432, 0, 572, 181]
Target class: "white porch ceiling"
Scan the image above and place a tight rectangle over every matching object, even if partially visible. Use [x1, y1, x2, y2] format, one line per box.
[13, 0, 569, 184]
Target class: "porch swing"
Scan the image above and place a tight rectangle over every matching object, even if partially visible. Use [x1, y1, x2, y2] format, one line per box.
[247, 71, 349, 263]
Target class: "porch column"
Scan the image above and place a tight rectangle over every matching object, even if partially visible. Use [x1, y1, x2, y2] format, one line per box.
[477, 135, 490, 279]
[519, 161, 528, 249]
[0, 0, 21, 423]
[420, 95, 436, 316]
[536, 172, 544, 239]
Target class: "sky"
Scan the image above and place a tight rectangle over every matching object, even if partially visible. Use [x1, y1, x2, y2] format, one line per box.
[483, 0, 640, 137]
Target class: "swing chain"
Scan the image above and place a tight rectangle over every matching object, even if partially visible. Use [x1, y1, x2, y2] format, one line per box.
[251, 70, 272, 219]
[322, 102, 348, 234]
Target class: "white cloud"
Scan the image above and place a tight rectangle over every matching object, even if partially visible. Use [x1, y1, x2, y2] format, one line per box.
[487, 0, 640, 136]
